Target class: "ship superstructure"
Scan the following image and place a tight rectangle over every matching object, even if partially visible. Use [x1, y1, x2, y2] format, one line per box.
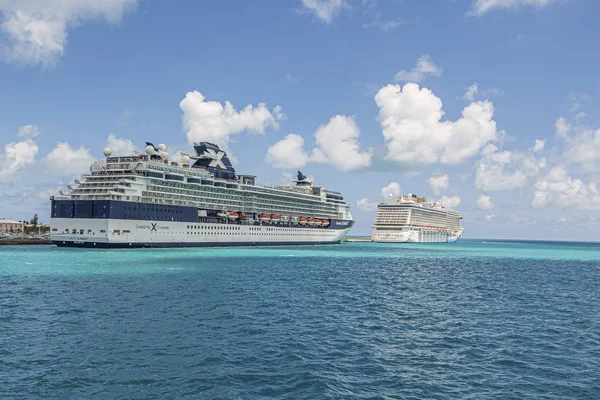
[371, 194, 463, 243]
[50, 142, 354, 248]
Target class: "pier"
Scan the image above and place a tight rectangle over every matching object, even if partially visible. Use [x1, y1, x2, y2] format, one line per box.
[0, 238, 53, 245]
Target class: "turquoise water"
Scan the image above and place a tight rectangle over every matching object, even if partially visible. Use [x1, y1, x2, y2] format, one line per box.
[1, 240, 599, 398]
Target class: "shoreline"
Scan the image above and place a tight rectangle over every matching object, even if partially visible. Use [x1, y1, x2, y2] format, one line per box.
[0, 238, 53, 246]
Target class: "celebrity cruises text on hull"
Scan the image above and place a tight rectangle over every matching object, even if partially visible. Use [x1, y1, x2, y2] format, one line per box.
[50, 142, 354, 248]
[371, 194, 463, 243]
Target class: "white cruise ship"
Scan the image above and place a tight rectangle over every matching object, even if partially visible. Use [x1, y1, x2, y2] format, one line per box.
[50, 142, 354, 248]
[371, 194, 463, 243]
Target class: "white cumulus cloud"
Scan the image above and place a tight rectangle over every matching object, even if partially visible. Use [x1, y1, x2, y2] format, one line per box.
[106, 133, 136, 156]
[375, 83, 497, 166]
[532, 166, 600, 210]
[356, 197, 378, 212]
[380, 182, 401, 200]
[469, 0, 557, 16]
[427, 173, 449, 195]
[299, 0, 348, 24]
[42, 142, 94, 177]
[475, 142, 546, 191]
[556, 118, 600, 173]
[0, 0, 138, 67]
[265, 133, 309, 169]
[475, 145, 527, 191]
[0, 138, 39, 183]
[265, 115, 371, 172]
[180, 91, 284, 151]
[484, 213, 496, 221]
[394, 55, 442, 83]
[437, 195, 462, 209]
[476, 194, 495, 210]
[356, 182, 402, 212]
[35, 186, 61, 201]
[311, 115, 372, 172]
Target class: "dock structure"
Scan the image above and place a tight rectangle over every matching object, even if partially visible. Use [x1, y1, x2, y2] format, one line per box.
[0, 238, 53, 245]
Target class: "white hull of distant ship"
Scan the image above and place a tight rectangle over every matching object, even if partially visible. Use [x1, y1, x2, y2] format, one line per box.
[371, 228, 463, 244]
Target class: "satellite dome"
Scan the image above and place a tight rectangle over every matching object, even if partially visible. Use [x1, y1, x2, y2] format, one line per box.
[181, 155, 190, 164]
[145, 145, 154, 155]
[103, 147, 112, 157]
[157, 143, 166, 151]
[160, 151, 169, 160]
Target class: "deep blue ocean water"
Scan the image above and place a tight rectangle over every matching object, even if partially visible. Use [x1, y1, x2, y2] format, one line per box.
[1, 240, 599, 399]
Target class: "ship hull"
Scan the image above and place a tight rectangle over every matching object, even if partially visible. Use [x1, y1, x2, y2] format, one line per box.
[371, 228, 462, 243]
[50, 218, 352, 248]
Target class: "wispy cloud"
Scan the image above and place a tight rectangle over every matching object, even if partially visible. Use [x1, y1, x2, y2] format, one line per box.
[469, 0, 559, 17]
[394, 54, 442, 83]
[298, 0, 349, 24]
[362, 14, 403, 31]
[0, 0, 139, 67]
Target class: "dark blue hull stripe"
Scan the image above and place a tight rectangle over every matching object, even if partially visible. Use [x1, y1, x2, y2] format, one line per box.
[53, 240, 342, 249]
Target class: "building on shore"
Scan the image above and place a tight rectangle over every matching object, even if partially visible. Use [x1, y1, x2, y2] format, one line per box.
[0, 220, 25, 234]
[26, 224, 50, 235]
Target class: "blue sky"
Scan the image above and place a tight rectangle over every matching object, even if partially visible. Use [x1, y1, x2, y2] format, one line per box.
[1, 0, 599, 240]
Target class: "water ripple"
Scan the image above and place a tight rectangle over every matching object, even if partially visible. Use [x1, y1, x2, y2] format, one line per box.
[1, 242, 599, 398]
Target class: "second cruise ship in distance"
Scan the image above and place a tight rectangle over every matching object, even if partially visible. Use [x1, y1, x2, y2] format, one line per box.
[49, 141, 354, 248]
[371, 193, 463, 243]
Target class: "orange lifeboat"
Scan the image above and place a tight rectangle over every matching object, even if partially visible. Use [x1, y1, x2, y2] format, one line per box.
[307, 218, 316, 226]
[239, 212, 248, 220]
[299, 217, 308, 225]
[271, 215, 281, 224]
[258, 214, 271, 222]
[227, 211, 239, 220]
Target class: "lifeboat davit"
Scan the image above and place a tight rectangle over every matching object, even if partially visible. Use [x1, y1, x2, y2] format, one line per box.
[307, 218, 316, 226]
[227, 211, 239, 220]
[299, 217, 308, 225]
[271, 215, 281, 224]
[290, 216, 299, 224]
[259, 214, 271, 223]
